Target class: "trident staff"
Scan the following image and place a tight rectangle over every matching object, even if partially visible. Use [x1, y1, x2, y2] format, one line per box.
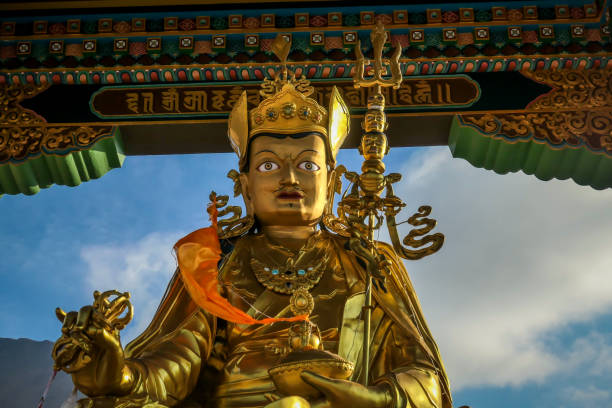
[330, 22, 445, 386]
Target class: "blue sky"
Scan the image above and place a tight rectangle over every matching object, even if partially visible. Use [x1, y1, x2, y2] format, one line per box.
[1, 146, 611, 408]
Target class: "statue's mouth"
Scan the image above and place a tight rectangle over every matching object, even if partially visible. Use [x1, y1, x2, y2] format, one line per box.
[276, 191, 304, 200]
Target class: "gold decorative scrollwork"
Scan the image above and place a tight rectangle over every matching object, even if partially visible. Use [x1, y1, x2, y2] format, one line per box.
[0, 83, 50, 126]
[1, 83, 116, 163]
[386, 206, 445, 260]
[522, 68, 612, 110]
[210, 169, 254, 240]
[461, 110, 612, 153]
[0, 125, 115, 163]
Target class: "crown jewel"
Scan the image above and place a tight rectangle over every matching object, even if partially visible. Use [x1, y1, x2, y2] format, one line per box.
[228, 36, 350, 171]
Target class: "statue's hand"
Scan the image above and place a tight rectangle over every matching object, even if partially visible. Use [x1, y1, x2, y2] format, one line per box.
[53, 291, 134, 396]
[301, 371, 391, 408]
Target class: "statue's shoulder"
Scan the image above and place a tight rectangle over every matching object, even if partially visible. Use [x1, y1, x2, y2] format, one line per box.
[219, 233, 264, 268]
[320, 229, 399, 261]
[320, 229, 349, 248]
[226, 233, 264, 253]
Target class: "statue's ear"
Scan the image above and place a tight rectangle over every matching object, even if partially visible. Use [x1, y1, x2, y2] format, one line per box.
[238, 172, 253, 212]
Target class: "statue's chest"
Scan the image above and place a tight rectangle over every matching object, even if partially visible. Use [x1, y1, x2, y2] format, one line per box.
[214, 238, 366, 401]
[221, 244, 360, 359]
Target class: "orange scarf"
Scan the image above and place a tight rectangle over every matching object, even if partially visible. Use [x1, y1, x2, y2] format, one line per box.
[174, 201, 308, 325]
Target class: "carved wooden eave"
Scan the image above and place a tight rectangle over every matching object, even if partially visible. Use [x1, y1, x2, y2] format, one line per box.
[0, 0, 611, 194]
[452, 68, 612, 189]
[0, 83, 123, 195]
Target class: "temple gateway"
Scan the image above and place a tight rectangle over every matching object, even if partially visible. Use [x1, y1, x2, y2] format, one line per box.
[1, 1, 611, 408]
[1, 0, 611, 195]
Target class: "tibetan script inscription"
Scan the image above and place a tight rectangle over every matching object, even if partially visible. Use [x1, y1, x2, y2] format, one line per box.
[91, 76, 479, 119]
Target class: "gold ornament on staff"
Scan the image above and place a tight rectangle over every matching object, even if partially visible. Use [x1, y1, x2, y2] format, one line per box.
[323, 22, 445, 386]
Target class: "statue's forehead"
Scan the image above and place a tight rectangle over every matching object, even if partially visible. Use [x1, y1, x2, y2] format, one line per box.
[249, 134, 325, 156]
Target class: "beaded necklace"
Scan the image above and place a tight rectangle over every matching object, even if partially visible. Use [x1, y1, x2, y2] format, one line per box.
[250, 231, 329, 316]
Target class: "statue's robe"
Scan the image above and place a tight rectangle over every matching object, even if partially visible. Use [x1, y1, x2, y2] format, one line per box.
[93, 231, 451, 408]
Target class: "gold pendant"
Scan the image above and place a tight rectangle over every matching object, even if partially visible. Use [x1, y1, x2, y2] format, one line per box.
[289, 288, 314, 316]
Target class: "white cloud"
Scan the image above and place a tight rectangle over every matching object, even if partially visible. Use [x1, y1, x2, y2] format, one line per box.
[561, 385, 611, 408]
[79, 232, 184, 342]
[390, 147, 612, 390]
[565, 331, 612, 378]
[72, 147, 612, 397]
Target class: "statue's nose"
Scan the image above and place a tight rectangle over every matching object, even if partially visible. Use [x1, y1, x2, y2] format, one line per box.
[280, 164, 299, 186]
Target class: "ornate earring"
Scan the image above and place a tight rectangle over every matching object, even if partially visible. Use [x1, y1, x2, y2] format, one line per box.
[214, 169, 255, 239]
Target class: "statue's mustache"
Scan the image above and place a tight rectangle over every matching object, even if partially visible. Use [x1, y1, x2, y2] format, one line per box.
[274, 186, 304, 193]
[275, 186, 305, 199]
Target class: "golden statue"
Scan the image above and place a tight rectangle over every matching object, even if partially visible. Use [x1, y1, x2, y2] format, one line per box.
[52, 25, 451, 408]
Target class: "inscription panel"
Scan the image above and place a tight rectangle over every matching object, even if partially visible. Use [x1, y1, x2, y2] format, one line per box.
[90, 76, 481, 119]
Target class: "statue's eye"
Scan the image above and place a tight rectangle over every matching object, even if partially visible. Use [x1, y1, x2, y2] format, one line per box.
[257, 161, 279, 172]
[297, 161, 320, 172]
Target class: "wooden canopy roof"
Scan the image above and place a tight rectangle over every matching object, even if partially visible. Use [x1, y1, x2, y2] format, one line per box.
[1, 0, 610, 194]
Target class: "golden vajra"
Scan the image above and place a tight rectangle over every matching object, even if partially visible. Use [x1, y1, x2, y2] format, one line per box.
[53, 290, 133, 373]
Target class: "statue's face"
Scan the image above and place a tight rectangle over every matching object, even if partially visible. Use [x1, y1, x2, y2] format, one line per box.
[363, 110, 387, 134]
[360, 132, 388, 161]
[242, 134, 328, 227]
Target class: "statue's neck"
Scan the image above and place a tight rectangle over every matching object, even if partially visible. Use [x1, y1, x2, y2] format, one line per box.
[261, 225, 317, 252]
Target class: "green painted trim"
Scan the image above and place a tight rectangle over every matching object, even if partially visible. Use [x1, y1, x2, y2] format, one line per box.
[449, 116, 612, 190]
[0, 127, 125, 196]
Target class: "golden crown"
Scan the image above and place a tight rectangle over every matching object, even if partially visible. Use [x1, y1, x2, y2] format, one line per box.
[227, 36, 350, 171]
